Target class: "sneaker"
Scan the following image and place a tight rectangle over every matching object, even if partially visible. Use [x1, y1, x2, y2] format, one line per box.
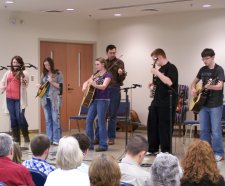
[108, 139, 115, 145]
[214, 155, 224, 162]
[52, 142, 59, 146]
[95, 147, 107, 152]
[146, 151, 159, 156]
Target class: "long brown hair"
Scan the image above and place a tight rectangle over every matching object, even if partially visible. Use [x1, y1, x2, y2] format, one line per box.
[43, 57, 59, 76]
[181, 139, 221, 184]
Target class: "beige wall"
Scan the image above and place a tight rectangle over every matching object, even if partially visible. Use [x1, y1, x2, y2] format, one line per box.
[97, 9, 225, 124]
[0, 10, 98, 132]
[1, 8, 225, 131]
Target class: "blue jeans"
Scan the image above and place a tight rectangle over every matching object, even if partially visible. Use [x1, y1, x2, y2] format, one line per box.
[199, 105, 224, 156]
[107, 87, 121, 139]
[43, 98, 60, 143]
[6, 98, 28, 129]
[86, 99, 109, 149]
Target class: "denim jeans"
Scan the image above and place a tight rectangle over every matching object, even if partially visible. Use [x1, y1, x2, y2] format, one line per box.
[86, 99, 109, 149]
[43, 98, 60, 143]
[199, 105, 224, 156]
[107, 87, 121, 139]
[6, 98, 28, 129]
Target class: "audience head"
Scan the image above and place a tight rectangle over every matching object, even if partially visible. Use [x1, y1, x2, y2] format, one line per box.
[12, 142, 22, 164]
[150, 152, 182, 186]
[89, 153, 121, 186]
[56, 136, 83, 170]
[181, 139, 220, 184]
[30, 134, 50, 159]
[0, 133, 13, 159]
[126, 135, 147, 164]
[71, 133, 90, 154]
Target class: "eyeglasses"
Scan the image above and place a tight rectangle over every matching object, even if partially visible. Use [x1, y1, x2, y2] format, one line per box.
[202, 57, 211, 61]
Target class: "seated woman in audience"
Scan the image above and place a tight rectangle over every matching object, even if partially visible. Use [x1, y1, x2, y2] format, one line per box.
[150, 152, 182, 186]
[181, 139, 225, 186]
[44, 136, 90, 186]
[89, 153, 121, 186]
[13, 142, 22, 164]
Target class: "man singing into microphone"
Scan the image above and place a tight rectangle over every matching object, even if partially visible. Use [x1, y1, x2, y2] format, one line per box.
[94, 44, 126, 145]
[147, 48, 178, 154]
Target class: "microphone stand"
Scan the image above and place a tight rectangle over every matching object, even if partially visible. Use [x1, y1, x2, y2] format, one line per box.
[120, 85, 141, 146]
[167, 85, 177, 154]
[7, 65, 37, 151]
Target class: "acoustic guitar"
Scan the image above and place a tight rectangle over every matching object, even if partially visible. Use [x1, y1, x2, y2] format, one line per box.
[189, 79, 217, 113]
[81, 56, 123, 108]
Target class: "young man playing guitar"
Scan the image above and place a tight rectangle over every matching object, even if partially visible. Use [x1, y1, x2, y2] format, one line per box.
[191, 48, 225, 162]
[147, 48, 178, 155]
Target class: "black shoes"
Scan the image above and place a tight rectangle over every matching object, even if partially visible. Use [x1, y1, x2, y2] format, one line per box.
[95, 147, 107, 152]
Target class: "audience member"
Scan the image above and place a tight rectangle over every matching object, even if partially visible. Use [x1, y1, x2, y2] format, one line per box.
[89, 153, 121, 186]
[119, 135, 151, 186]
[44, 136, 89, 186]
[71, 133, 90, 174]
[150, 152, 182, 186]
[181, 139, 225, 186]
[22, 134, 55, 175]
[0, 133, 35, 186]
[12, 142, 22, 164]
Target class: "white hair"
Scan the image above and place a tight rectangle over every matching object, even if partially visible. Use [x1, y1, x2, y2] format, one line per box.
[150, 152, 183, 186]
[0, 133, 13, 157]
[56, 136, 83, 170]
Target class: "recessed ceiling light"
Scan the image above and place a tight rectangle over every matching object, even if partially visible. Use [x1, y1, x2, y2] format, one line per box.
[5, 0, 14, 4]
[202, 4, 211, 8]
[114, 13, 122, 17]
[66, 8, 75, 11]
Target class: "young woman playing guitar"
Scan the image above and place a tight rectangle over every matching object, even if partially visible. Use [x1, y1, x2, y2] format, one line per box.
[82, 57, 112, 152]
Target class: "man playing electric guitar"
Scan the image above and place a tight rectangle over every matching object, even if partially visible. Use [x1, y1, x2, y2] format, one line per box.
[191, 48, 225, 162]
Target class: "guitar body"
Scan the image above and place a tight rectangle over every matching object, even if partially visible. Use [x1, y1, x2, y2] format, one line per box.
[189, 92, 208, 113]
[189, 79, 217, 113]
[81, 84, 96, 108]
[36, 82, 50, 98]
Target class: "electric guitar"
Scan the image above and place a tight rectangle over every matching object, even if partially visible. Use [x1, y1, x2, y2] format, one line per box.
[189, 78, 218, 113]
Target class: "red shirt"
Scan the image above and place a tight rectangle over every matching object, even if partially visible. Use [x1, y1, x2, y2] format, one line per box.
[0, 156, 35, 186]
[6, 72, 20, 100]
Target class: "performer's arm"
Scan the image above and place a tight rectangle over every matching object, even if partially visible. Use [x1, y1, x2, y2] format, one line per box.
[205, 80, 223, 90]
[151, 68, 173, 86]
[91, 77, 111, 90]
[82, 76, 92, 92]
[191, 77, 200, 96]
[117, 60, 127, 82]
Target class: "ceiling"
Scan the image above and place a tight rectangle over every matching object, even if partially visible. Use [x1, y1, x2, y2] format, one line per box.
[1, 0, 225, 20]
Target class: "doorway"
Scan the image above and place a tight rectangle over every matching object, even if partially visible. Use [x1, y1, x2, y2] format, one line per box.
[40, 41, 93, 132]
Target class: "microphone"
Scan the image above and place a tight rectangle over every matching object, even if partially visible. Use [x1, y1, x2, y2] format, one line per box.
[26, 63, 38, 70]
[0, 66, 8, 70]
[133, 84, 142, 87]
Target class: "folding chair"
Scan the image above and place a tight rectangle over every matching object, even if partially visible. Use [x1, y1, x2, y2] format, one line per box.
[68, 106, 89, 133]
[29, 168, 47, 186]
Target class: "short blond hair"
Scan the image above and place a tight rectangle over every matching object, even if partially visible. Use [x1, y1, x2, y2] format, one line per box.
[56, 136, 83, 170]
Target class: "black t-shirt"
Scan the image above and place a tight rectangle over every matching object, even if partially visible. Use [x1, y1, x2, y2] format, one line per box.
[196, 64, 224, 107]
[152, 62, 178, 107]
